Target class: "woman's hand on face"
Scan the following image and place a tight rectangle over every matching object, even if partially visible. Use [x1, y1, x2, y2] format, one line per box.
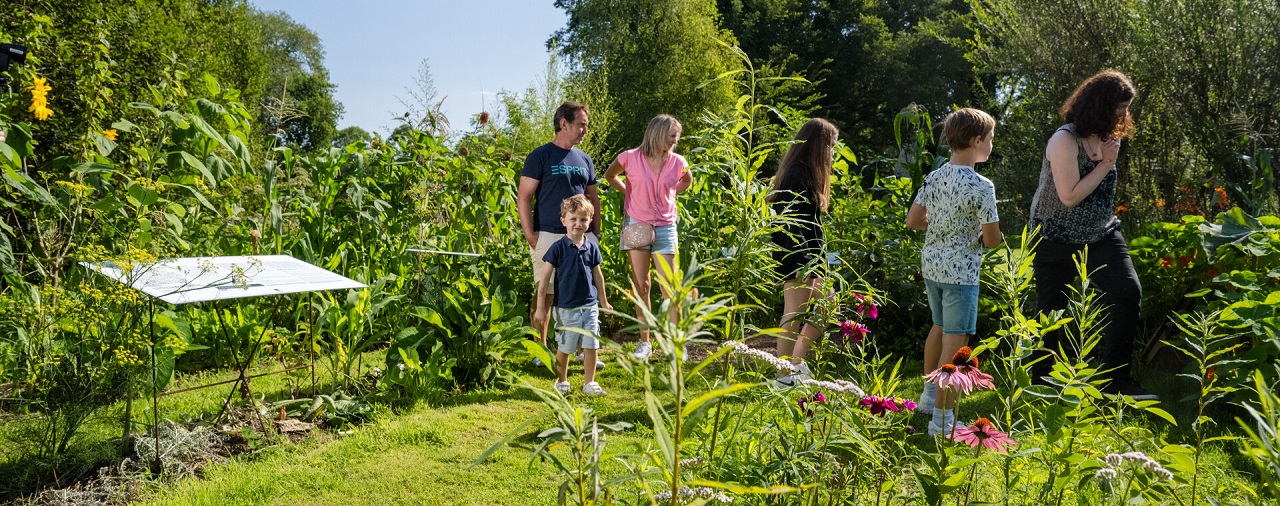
[1100, 138, 1121, 164]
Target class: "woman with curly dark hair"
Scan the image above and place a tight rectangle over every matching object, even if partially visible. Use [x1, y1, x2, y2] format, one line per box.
[1028, 69, 1154, 399]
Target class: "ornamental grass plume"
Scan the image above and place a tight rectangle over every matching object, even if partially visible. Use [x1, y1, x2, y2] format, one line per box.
[798, 377, 865, 396]
[950, 417, 1016, 454]
[29, 76, 53, 121]
[721, 340, 796, 372]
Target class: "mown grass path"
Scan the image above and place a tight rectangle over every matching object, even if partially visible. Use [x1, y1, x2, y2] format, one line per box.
[142, 354, 657, 505]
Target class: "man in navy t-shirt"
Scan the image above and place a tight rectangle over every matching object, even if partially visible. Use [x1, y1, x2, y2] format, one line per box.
[518, 101, 603, 359]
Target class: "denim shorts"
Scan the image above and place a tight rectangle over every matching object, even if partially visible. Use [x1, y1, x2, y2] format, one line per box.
[554, 305, 600, 354]
[923, 279, 980, 335]
[620, 213, 678, 255]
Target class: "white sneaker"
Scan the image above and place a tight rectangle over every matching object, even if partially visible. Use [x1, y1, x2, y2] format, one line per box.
[918, 382, 937, 417]
[554, 380, 571, 396]
[575, 351, 605, 370]
[775, 361, 812, 387]
[928, 410, 955, 437]
[581, 382, 606, 397]
[631, 341, 653, 361]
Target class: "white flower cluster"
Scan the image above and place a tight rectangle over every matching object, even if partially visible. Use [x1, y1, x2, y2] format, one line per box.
[678, 457, 705, 470]
[721, 341, 796, 372]
[1096, 451, 1174, 481]
[798, 377, 865, 397]
[653, 486, 732, 503]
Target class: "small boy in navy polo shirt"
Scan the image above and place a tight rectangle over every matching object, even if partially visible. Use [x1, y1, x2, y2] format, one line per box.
[535, 195, 613, 396]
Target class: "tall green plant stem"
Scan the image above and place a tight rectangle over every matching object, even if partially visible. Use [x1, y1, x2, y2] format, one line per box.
[706, 352, 731, 465]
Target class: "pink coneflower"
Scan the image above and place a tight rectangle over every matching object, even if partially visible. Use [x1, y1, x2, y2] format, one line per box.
[948, 347, 995, 393]
[900, 398, 917, 411]
[924, 363, 974, 393]
[839, 320, 856, 338]
[950, 418, 1016, 454]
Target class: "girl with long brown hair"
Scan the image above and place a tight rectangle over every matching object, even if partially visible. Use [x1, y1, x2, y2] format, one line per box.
[769, 118, 838, 385]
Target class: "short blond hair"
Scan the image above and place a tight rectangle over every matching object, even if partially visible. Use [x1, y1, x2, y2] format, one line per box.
[942, 108, 996, 150]
[560, 194, 594, 217]
[639, 114, 682, 158]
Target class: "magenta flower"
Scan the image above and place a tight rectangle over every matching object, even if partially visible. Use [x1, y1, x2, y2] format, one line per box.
[901, 398, 917, 411]
[950, 418, 1017, 454]
[813, 391, 826, 403]
[859, 395, 900, 416]
[839, 320, 856, 338]
[850, 323, 869, 343]
[853, 293, 879, 320]
[797, 395, 814, 417]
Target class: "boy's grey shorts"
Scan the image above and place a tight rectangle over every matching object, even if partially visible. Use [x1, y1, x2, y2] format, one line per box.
[555, 305, 600, 354]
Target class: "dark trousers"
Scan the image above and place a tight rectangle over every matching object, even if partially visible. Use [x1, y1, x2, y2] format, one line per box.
[1033, 229, 1142, 379]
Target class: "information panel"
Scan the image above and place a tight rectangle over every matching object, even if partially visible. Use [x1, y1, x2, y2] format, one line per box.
[81, 255, 366, 305]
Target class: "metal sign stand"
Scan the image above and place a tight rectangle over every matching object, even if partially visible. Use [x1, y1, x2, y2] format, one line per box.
[82, 255, 365, 474]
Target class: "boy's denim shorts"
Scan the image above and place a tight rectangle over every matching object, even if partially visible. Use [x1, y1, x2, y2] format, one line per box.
[554, 305, 601, 354]
[923, 279, 980, 335]
[620, 213, 678, 255]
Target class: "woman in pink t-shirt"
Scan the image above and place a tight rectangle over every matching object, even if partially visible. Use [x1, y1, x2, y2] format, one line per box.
[604, 114, 692, 361]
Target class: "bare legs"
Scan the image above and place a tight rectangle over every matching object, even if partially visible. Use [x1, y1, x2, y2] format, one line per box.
[556, 348, 599, 383]
[922, 323, 969, 410]
[630, 249, 676, 344]
[777, 276, 823, 365]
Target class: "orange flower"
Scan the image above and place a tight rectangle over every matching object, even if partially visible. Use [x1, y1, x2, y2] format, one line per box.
[1160, 258, 1173, 268]
[1155, 200, 1166, 207]
[1206, 268, 1219, 278]
[1116, 204, 1129, 213]
[1214, 186, 1230, 209]
[1178, 256, 1192, 267]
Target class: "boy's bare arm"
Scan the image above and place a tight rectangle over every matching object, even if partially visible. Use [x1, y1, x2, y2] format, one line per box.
[980, 222, 1004, 248]
[905, 203, 928, 230]
[534, 264, 555, 327]
[591, 265, 612, 310]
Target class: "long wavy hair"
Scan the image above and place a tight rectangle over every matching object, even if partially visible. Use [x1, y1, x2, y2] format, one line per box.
[1060, 70, 1137, 140]
[769, 118, 838, 211]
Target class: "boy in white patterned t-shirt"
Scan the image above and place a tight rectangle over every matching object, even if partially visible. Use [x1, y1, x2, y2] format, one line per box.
[905, 108, 1003, 436]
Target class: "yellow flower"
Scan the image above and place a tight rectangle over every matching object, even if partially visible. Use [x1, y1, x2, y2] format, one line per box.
[103, 129, 118, 141]
[29, 76, 53, 121]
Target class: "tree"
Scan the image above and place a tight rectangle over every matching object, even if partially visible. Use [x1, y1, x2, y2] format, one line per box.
[551, 0, 742, 155]
[251, 10, 343, 152]
[717, 0, 981, 155]
[332, 126, 371, 149]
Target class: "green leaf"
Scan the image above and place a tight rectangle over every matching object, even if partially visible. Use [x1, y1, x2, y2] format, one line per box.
[519, 340, 554, 374]
[682, 382, 759, 417]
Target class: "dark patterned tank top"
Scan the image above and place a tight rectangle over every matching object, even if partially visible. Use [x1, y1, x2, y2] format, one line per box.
[1028, 124, 1120, 244]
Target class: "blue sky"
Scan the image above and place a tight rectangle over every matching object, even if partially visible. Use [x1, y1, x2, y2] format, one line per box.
[249, 1, 567, 135]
